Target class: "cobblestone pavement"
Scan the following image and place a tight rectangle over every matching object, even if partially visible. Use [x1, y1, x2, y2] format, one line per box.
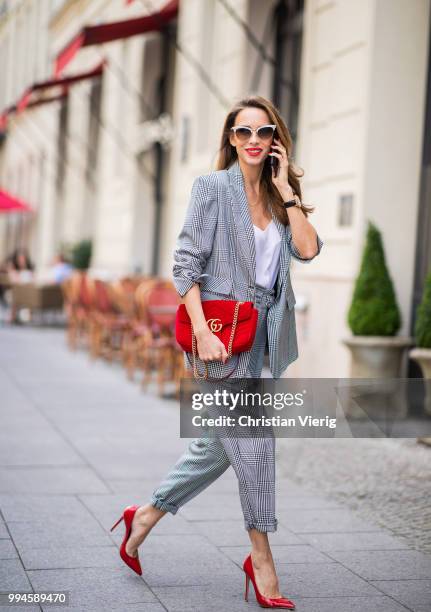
[277, 437, 431, 554]
[0, 326, 430, 612]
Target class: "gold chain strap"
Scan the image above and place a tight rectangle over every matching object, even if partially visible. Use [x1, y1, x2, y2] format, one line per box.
[191, 301, 243, 380]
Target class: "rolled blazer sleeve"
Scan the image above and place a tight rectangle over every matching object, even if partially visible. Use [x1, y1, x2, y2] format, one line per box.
[287, 226, 324, 264]
[172, 175, 218, 297]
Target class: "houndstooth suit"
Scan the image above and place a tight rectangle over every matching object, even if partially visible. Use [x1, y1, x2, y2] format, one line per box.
[172, 158, 324, 379]
[149, 161, 323, 533]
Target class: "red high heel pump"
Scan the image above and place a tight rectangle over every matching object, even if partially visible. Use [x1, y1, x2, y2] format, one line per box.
[243, 554, 295, 610]
[110, 505, 142, 576]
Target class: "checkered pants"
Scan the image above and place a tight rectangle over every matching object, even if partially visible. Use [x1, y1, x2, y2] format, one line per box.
[150, 284, 278, 532]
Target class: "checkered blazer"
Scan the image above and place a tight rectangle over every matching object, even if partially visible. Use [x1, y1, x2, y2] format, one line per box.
[173, 159, 323, 379]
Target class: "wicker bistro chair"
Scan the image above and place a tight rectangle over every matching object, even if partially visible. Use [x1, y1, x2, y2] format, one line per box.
[89, 280, 131, 361]
[62, 272, 95, 350]
[144, 282, 182, 393]
[110, 275, 149, 369]
[121, 277, 158, 380]
[126, 280, 182, 396]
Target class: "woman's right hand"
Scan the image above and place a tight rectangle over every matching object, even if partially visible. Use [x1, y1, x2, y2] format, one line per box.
[195, 328, 228, 364]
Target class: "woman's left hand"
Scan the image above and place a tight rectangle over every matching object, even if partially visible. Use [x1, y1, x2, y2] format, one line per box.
[270, 138, 294, 198]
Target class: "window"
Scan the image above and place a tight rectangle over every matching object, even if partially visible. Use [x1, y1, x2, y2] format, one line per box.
[86, 75, 102, 188]
[272, 0, 304, 145]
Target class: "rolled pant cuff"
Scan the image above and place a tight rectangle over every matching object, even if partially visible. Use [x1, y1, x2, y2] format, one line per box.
[245, 519, 278, 533]
[150, 496, 179, 515]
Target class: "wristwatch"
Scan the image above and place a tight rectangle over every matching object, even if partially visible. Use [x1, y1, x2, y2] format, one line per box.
[283, 194, 302, 209]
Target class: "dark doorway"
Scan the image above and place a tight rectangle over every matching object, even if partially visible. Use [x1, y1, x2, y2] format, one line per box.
[272, 0, 304, 145]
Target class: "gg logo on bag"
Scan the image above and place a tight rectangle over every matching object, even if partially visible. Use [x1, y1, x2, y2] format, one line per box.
[207, 318, 222, 332]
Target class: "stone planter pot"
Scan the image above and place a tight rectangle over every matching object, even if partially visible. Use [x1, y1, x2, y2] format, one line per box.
[342, 336, 413, 378]
[409, 348, 431, 416]
[341, 336, 413, 421]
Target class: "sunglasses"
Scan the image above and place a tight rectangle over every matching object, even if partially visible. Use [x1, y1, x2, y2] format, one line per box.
[230, 124, 277, 142]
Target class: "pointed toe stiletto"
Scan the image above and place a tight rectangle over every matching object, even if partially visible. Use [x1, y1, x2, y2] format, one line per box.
[110, 504, 142, 576]
[243, 554, 295, 610]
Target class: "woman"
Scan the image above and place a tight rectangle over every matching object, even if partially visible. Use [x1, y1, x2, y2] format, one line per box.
[5, 248, 35, 323]
[111, 95, 323, 609]
[7, 248, 34, 284]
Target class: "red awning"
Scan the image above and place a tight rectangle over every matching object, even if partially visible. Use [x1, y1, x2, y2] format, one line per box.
[0, 190, 33, 213]
[0, 113, 9, 132]
[16, 61, 105, 113]
[0, 104, 16, 132]
[55, 0, 178, 75]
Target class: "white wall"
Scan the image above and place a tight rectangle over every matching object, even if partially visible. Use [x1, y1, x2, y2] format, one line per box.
[362, 0, 430, 336]
[0, 0, 53, 265]
[293, 0, 430, 377]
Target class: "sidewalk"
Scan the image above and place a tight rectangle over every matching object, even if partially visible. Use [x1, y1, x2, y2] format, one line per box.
[0, 326, 430, 612]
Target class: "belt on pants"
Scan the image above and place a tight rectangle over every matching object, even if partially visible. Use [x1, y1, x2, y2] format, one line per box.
[254, 283, 276, 308]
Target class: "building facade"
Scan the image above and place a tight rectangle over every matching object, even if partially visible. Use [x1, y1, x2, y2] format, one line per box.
[0, 0, 430, 378]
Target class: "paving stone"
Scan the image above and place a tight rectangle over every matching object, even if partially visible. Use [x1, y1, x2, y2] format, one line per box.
[275, 495, 344, 510]
[19, 545, 123, 570]
[220, 544, 333, 565]
[106, 478, 161, 493]
[27, 567, 158, 608]
[152, 583, 251, 612]
[273, 562, 382, 597]
[0, 559, 32, 591]
[370, 579, 431, 611]
[40, 605, 165, 612]
[0, 379, 33, 409]
[326, 549, 431, 580]
[0, 522, 8, 538]
[0, 538, 17, 559]
[276, 479, 322, 497]
[0, 606, 39, 612]
[6, 519, 113, 550]
[192, 520, 303, 546]
[152, 568, 258, 611]
[0, 467, 109, 495]
[0, 494, 95, 521]
[0, 429, 83, 467]
[284, 508, 381, 534]
[278, 596, 411, 612]
[23, 381, 146, 406]
[299, 531, 412, 551]
[153, 582, 402, 612]
[75, 458, 175, 482]
[123, 534, 239, 587]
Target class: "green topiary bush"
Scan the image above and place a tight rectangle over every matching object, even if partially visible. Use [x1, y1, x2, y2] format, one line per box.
[414, 270, 431, 348]
[347, 220, 401, 336]
[71, 239, 92, 270]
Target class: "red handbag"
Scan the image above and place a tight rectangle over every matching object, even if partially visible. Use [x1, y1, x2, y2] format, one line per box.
[175, 299, 259, 380]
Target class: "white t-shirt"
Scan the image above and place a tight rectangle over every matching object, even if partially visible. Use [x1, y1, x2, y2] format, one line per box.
[253, 220, 282, 290]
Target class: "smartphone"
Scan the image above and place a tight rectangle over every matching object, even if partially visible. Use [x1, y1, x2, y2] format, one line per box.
[270, 152, 279, 177]
[269, 134, 279, 177]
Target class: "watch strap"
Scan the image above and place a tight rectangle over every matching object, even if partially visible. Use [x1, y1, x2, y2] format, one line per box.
[283, 199, 299, 209]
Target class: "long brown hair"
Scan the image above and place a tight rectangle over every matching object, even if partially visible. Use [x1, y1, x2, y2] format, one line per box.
[215, 95, 315, 225]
